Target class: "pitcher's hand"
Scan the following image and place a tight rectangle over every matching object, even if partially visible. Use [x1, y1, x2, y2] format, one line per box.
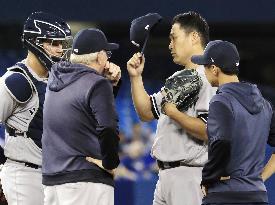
[127, 53, 145, 77]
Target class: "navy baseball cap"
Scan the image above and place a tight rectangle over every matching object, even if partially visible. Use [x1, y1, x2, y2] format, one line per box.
[191, 40, 240, 73]
[72, 28, 119, 55]
[130, 13, 162, 53]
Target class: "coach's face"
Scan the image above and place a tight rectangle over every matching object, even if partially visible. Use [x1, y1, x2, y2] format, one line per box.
[169, 23, 193, 66]
[97, 50, 109, 73]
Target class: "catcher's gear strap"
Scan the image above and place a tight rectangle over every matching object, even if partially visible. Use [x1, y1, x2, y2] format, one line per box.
[98, 127, 120, 170]
[150, 95, 160, 119]
[6, 158, 41, 169]
[4, 72, 33, 103]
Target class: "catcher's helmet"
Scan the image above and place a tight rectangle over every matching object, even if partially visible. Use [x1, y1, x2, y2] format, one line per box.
[22, 11, 72, 71]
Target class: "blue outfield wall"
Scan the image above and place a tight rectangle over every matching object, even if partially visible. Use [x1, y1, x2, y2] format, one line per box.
[1, 0, 275, 24]
[115, 177, 158, 205]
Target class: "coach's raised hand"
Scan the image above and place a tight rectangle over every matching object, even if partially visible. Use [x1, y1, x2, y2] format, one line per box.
[104, 61, 121, 86]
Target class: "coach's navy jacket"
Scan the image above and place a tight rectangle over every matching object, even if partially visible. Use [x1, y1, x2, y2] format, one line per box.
[202, 82, 275, 204]
[42, 61, 119, 187]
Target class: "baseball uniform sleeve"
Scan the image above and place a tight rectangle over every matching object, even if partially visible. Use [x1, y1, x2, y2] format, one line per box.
[89, 79, 120, 170]
[195, 75, 216, 124]
[150, 89, 163, 119]
[201, 101, 233, 186]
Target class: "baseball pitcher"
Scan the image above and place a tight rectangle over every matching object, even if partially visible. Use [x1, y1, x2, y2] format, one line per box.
[127, 12, 216, 205]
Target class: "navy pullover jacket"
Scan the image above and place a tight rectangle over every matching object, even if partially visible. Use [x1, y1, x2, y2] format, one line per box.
[202, 82, 275, 204]
[42, 62, 120, 187]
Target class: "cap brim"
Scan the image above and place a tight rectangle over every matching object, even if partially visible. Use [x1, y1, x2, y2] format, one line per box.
[191, 55, 212, 65]
[105, 43, 119, 51]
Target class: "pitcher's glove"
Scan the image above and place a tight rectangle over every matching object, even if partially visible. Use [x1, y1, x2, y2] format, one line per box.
[161, 69, 202, 114]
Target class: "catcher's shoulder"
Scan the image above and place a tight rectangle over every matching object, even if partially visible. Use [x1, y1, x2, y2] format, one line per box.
[2, 70, 33, 103]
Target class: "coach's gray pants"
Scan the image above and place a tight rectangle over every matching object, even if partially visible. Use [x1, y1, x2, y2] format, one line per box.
[44, 182, 114, 205]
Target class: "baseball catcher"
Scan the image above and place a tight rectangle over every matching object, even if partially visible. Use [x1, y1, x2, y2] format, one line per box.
[0, 12, 72, 205]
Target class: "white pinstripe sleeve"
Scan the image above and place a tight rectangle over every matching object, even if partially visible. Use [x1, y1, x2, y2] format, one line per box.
[149, 89, 163, 119]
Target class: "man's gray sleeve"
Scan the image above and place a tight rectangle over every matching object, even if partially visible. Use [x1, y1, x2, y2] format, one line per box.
[0, 79, 17, 123]
[150, 89, 163, 119]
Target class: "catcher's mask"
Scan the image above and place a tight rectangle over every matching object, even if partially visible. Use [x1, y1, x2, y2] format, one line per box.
[22, 11, 73, 71]
[130, 13, 162, 54]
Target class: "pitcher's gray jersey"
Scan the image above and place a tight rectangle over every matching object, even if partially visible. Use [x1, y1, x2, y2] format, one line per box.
[150, 66, 216, 165]
[0, 60, 47, 165]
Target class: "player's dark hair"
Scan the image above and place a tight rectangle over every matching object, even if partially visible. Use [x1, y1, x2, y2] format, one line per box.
[172, 11, 209, 47]
[222, 68, 239, 76]
[205, 65, 239, 76]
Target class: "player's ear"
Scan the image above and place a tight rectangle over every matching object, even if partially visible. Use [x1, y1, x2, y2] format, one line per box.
[211, 65, 219, 76]
[191, 31, 200, 45]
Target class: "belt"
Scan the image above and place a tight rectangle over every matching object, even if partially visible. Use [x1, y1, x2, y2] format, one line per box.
[157, 160, 202, 170]
[7, 158, 41, 169]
